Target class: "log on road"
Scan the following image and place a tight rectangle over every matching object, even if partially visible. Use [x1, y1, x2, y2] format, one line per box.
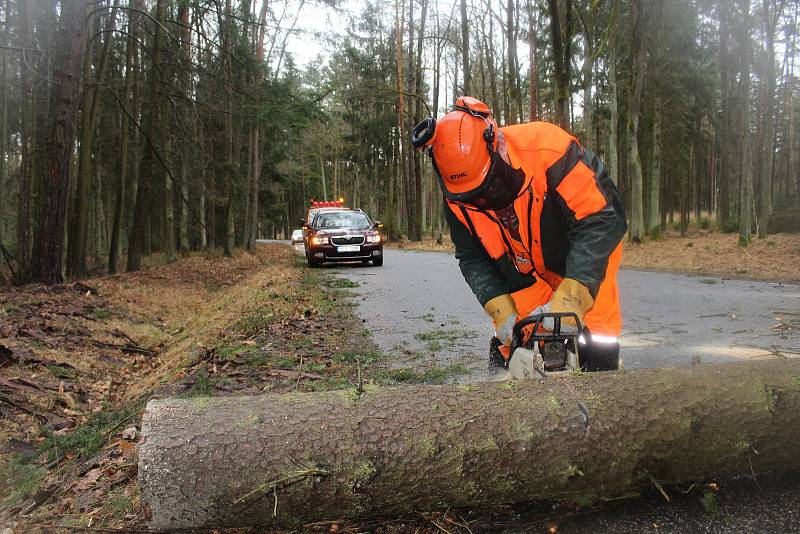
[139, 359, 800, 529]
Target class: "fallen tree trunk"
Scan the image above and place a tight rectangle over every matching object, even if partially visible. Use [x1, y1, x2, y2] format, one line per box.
[140, 359, 800, 529]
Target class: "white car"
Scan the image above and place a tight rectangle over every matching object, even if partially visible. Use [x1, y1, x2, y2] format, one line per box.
[291, 229, 304, 244]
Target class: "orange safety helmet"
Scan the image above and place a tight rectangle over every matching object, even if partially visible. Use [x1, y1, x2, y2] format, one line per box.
[411, 96, 501, 203]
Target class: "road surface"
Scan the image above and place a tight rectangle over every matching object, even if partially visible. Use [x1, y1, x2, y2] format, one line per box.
[320, 246, 799, 381]
[278, 242, 800, 532]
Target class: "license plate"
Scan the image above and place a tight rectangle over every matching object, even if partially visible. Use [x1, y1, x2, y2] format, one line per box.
[337, 245, 360, 252]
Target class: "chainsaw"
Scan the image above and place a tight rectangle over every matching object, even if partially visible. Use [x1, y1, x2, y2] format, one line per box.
[505, 312, 583, 379]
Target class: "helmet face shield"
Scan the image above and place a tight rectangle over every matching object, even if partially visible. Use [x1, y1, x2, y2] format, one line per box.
[433, 149, 525, 210]
[419, 96, 524, 209]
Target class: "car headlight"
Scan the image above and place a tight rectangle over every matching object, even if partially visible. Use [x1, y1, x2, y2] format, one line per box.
[311, 236, 328, 245]
[366, 234, 381, 243]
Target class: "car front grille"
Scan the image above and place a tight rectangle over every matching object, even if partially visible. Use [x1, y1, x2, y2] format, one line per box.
[331, 235, 365, 246]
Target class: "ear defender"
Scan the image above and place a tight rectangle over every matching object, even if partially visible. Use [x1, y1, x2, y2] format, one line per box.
[483, 123, 495, 153]
[483, 123, 495, 144]
[411, 117, 437, 150]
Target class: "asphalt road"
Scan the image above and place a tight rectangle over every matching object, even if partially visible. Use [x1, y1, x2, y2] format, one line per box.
[316, 246, 799, 379]
[278, 242, 800, 532]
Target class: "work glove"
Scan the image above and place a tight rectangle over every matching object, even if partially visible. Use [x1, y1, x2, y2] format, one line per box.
[484, 294, 518, 346]
[531, 278, 594, 334]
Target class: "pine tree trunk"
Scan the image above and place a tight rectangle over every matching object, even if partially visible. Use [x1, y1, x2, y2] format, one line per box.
[607, 44, 619, 186]
[14, 0, 35, 282]
[626, 0, 646, 243]
[222, 0, 235, 257]
[109, 0, 138, 274]
[410, 0, 428, 242]
[460, 0, 469, 94]
[717, 0, 731, 230]
[757, 0, 776, 238]
[0, 2, 7, 243]
[647, 96, 662, 236]
[526, 0, 538, 121]
[141, 359, 800, 530]
[69, 1, 119, 277]
[128, 0, 167, 271]
[738, 0, 753, 247]
[30, 0, 90, 284]
[0, 55, 6, 244]
[548, 0, 569, 129]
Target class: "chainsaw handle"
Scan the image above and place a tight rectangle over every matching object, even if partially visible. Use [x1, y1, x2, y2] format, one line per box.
[509, 312, 582, 354]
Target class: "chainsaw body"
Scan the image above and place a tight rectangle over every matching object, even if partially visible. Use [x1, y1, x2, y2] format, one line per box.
[507, 312, 581, 379]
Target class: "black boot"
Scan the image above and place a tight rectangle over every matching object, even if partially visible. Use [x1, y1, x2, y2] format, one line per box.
[489, 336, 509, 368]
[578, 329, 621, 372]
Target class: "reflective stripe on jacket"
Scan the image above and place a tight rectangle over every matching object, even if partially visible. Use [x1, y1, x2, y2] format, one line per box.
[444, 121, 627, 307]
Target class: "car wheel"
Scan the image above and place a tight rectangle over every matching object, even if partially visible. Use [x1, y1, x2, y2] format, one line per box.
[372, 257, 383, 267]
[307, 257, 321, 268]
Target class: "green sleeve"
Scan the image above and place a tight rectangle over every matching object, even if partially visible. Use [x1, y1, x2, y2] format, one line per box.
[444, 202, 510, 307]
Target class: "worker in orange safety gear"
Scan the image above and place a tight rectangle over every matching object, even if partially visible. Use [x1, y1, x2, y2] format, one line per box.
[411, 96, 626, 371]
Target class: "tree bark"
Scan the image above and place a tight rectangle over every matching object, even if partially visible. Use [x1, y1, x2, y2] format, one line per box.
[69, 2, 118, 278]
[460, 0, 469, 94]
[29, 0, 90, 284]
[128, 0, 167, 271]
[526, 0, 538, 121]
[717, 0, 732, 230]
[756, 0, 779, 238]
[626, 0, 646, 243]
[548, 0, 569, 129]
[505, 0, 520, 124]
[606, 1, 620, 186]
[141, 359, 800, 530]
[410, 0, 428, 241]
[738, 0, 754, 247]
[0, 0, 7, 244]
[109, 0, 139, 274]
[648, 96, 662, 236]
[14, 0, 35, 282]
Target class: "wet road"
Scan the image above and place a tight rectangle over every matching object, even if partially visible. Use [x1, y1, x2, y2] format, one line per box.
[324, 246, 799, 379]
[277, 242, 800, 532]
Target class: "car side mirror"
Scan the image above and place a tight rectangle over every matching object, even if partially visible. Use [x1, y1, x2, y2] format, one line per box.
[299, 218, 306, 226]
[374, 220, 384, 229]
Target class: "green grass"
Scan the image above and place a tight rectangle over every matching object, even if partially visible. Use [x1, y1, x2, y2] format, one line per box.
[304, 362, 327, 374]
[40, 399, 145, 464]
[242, 352, 269, 367]
[333, 350, 385, 365]
[92, 308, 112, 320]
[46, 364, 79, 381]
[181, 364, 214, 398]
[304, 376, 354, 392]
[273, 356, 297, 368]
[0, 455, 46, 510]
[425, 340, 443, 352]
[700, 489, 719, 514]
[103, 488, 135, 519]
[414, 328, 478, 344]
[325, 276, 360, 288]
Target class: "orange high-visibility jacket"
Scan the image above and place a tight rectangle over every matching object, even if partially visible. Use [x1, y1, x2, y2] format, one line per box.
[444, 121, 626, 308]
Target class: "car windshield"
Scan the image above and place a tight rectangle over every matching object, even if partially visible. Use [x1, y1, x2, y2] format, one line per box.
[315, 211, 371, 229]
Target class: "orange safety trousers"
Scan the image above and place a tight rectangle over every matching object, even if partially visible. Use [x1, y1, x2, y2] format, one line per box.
[510, 243, 623, 337]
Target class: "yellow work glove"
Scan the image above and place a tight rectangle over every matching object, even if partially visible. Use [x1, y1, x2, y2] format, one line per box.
[484, 294, 518, 346]
[546, 278, 594, 333]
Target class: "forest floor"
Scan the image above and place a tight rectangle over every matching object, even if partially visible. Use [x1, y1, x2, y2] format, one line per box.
[389, 229, 800, 284]
[0, 244, 523, 533]
[0, 245, 418, 532]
